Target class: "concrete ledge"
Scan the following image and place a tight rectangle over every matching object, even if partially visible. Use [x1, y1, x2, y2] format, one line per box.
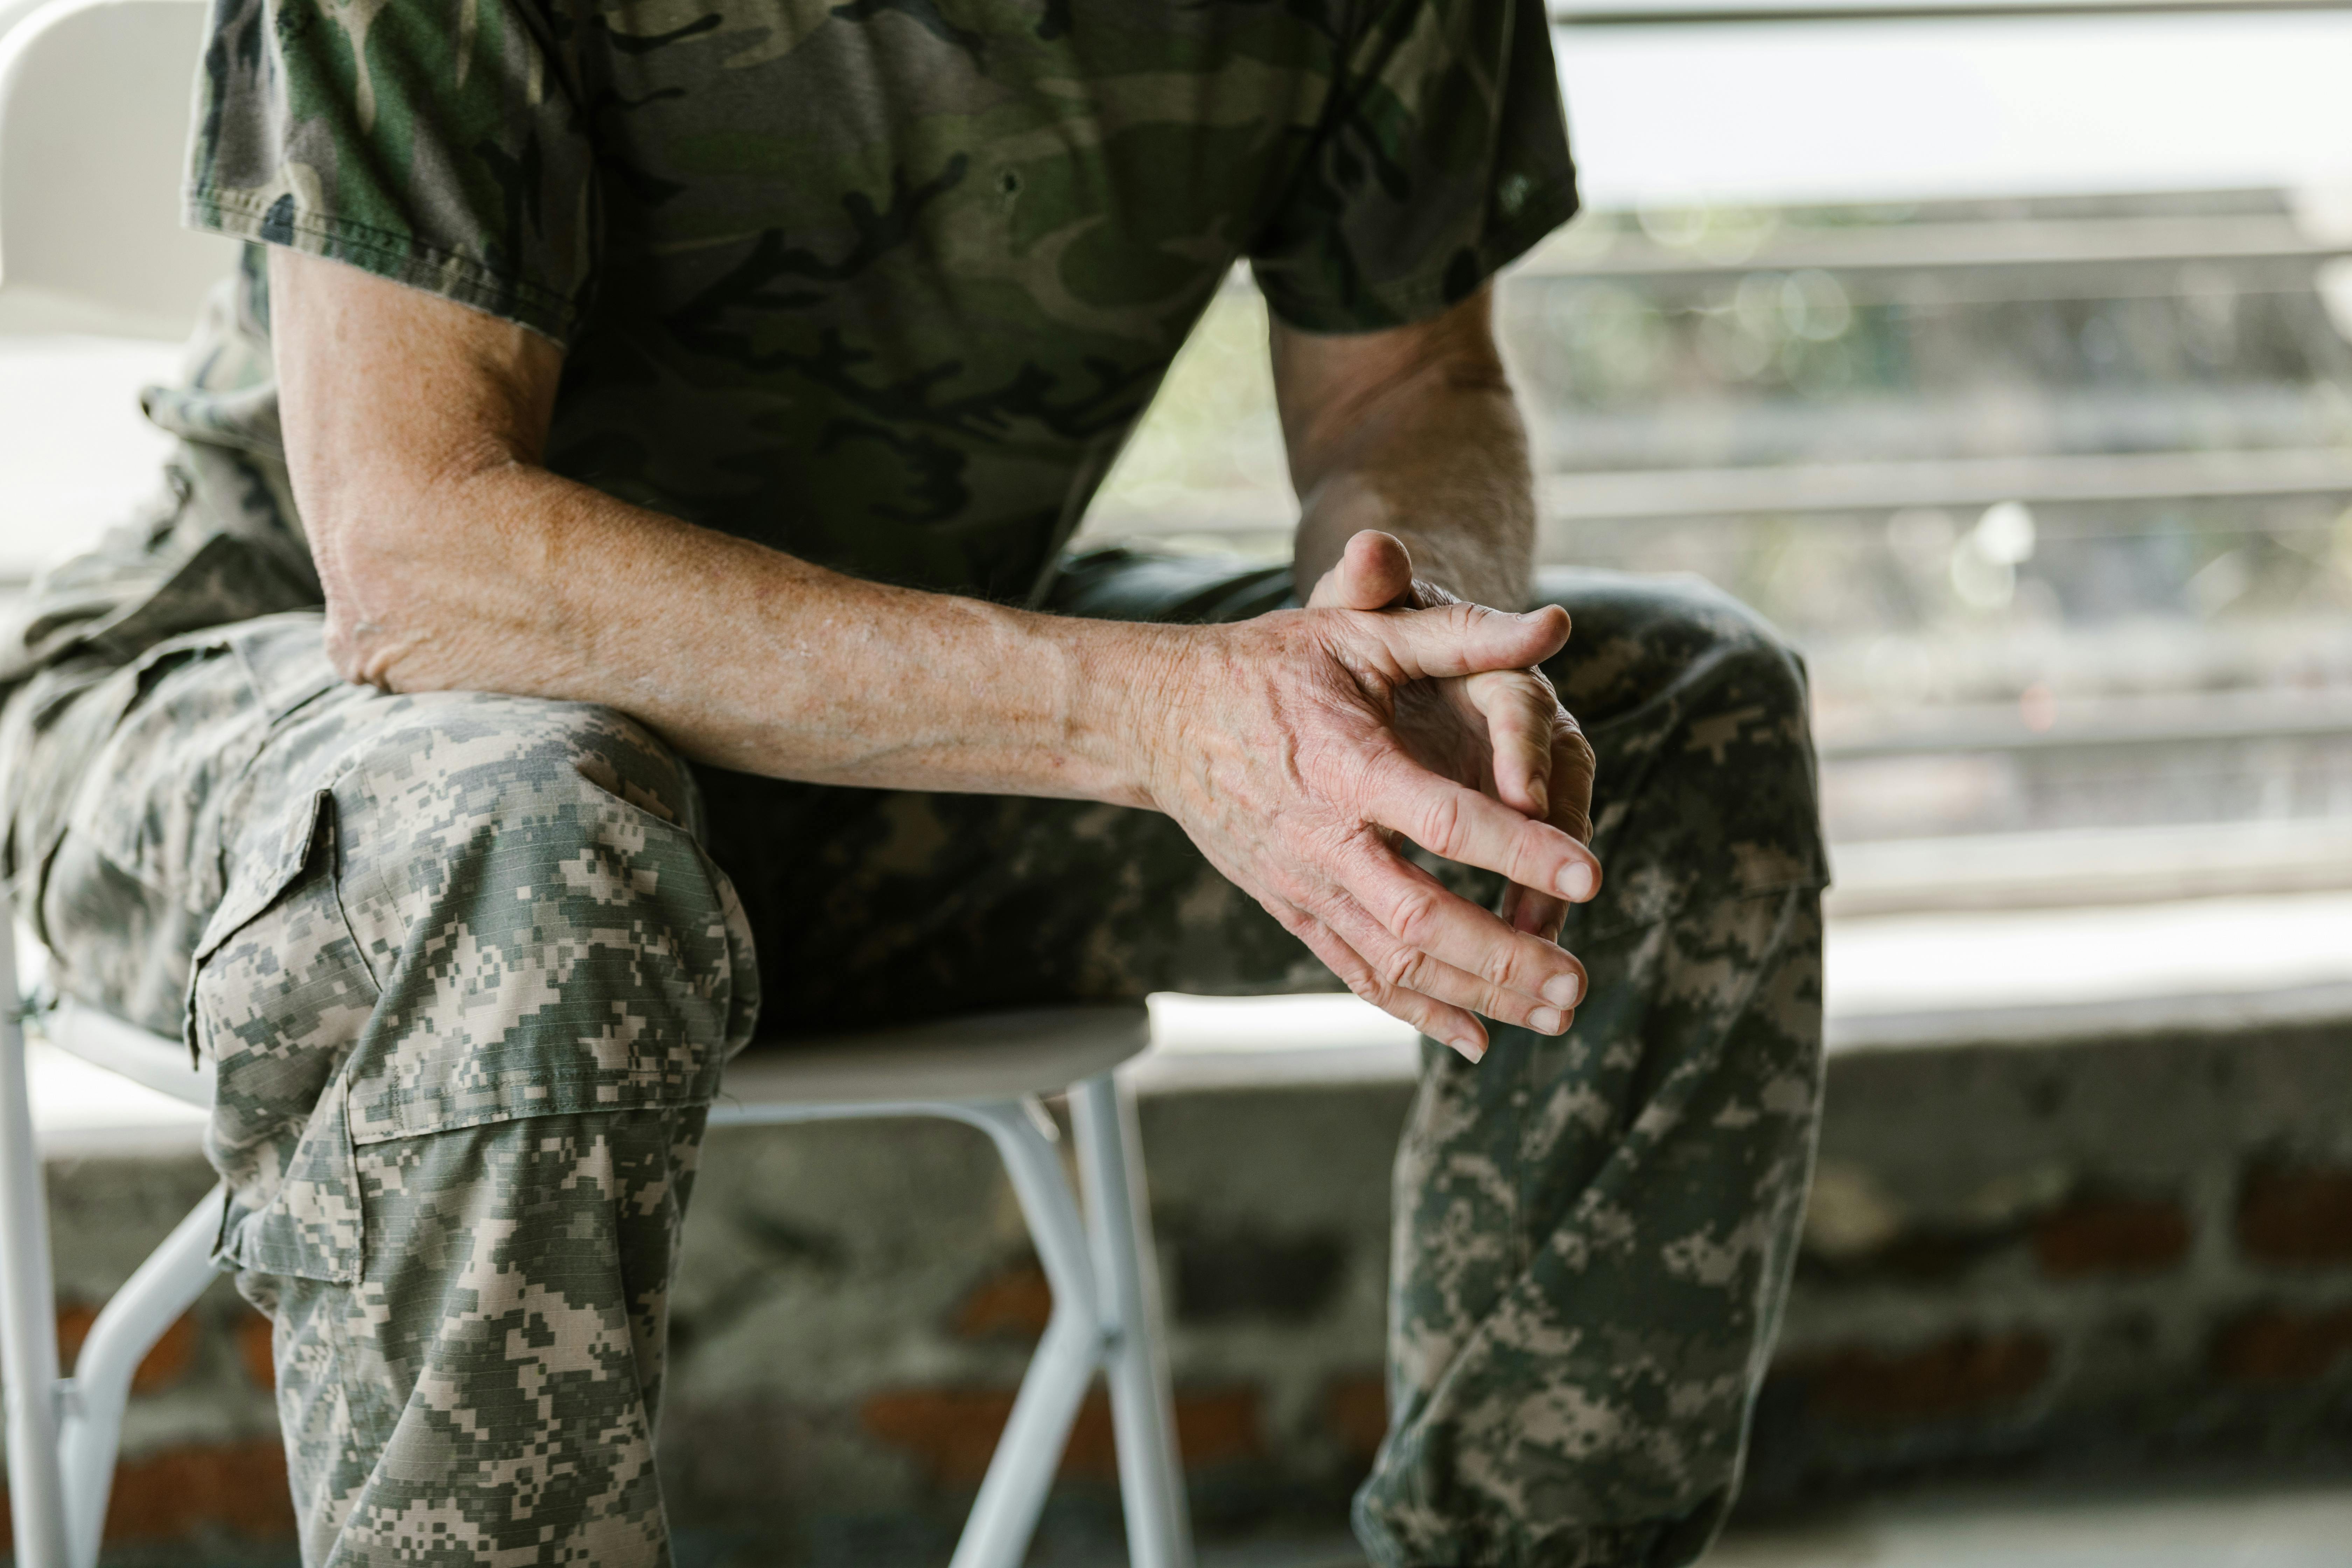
[1829, 979, 2352, 1052]
[30, 889, 2352, 1147]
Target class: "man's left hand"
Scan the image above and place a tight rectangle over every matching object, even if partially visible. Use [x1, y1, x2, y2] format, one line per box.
[1307, 529, 1598, 945]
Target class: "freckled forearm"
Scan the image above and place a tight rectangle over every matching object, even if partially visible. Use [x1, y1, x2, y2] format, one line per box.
[271, 247, 1189, 809]
[322, 462, 1180, 804]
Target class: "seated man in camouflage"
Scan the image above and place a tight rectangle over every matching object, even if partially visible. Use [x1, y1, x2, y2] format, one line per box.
[0, 0, 1825, 1562]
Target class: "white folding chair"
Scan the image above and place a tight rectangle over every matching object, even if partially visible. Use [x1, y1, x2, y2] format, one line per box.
[0, 0, 1195, 1562]
[0, 959, 1193, 1568]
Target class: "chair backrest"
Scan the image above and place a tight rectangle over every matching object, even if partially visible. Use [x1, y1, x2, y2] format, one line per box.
[0, 0, 235, 339]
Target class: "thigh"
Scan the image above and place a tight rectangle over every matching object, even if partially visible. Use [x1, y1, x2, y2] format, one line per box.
[698, 760, 1336, 1034]
[3, 612, 344, 1031]
[8, 609, 736, 1043]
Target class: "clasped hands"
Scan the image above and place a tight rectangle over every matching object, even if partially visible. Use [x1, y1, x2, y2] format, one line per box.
[1135, 530, 1599, 1062]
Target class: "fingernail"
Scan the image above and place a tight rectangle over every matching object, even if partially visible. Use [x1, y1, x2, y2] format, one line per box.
[1451, 1033, 1485, 1062]
[1542, 973, 1582, 1008]
[1556, 862, 1595, 901]
[1530, 1008, 1564, 1034]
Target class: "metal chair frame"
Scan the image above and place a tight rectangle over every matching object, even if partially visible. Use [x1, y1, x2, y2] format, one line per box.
[0, 920, 1194, 1568]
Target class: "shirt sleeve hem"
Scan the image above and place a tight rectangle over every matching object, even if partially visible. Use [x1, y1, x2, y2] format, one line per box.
[186, 186, 577, 345]
[1259, 170, 1581, 336]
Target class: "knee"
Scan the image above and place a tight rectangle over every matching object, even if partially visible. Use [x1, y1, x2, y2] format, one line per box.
[332, 694, 704, 873]
[314, 693, 758, 1124]
[1541, 572, 1811, 751]
[1541, 576, 1825, 901]
[1691, 611, 1812, 748]
[321, 693, 747, 991]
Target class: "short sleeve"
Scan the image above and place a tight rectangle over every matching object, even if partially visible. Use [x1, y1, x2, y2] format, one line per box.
[184, 0, 597, 343]
[1248, 0, 1578, 334]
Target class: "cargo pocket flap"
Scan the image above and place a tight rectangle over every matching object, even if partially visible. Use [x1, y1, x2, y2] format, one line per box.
[189, 788, 330, 976]
[194, 791, 373, 1285]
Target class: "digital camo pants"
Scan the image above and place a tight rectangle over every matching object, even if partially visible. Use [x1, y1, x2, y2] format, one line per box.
[2, 542, 1826, 1567]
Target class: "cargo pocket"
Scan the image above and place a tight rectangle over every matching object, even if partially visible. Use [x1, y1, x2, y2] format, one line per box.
[193, 790, 381, 1285]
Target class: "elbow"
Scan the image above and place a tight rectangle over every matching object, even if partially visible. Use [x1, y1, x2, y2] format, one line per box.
[306, 451, 544, 694]
[319, 593, 392, 690]
[309, 488, 441, 693]
[318, 562, 414, 692]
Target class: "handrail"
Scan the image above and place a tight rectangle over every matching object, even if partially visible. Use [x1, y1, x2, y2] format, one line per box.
[1550, 0, 2352, 25]
[1816, 692, 2352, 759]
[1520, 214, 2352, 278]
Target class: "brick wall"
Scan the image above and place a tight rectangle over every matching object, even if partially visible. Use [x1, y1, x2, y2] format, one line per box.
[9, 1014, 2352, 1564]
[1746, 1018, 2352, 1508]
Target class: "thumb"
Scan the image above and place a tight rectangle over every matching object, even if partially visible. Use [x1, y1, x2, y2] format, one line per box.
[1307, 529, 1415, 611]
[1356, 600, 1571, 683]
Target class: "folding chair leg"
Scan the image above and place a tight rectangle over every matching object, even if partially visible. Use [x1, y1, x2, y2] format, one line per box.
[0, 934, 71, 1568]
[58, 1186, 225, 1568]
[1071, 1072, 1194, 1568]
[948, 1099, 1105, 1568]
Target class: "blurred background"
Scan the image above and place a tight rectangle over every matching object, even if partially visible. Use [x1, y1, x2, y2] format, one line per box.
[5, 1, 2352, 1564]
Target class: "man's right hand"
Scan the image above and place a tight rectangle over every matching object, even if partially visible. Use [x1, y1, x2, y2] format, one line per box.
[1126, 598, 1599, 1062]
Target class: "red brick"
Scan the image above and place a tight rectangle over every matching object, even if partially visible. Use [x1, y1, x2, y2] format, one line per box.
[2238, 1164, 2352, 1267]
[2032, 1194, 2192, 1278]
[862, 1388, 1011, 1485]
[950, 1259, 1054, 1342]
[1165, 1385, 1263, 1470]
[861, 1383, 1262, 1487]
[1324, 1372, 1388, 1462]
[2208, 1304, 2352, 1384]
[55, 1302, 198, 1396]
[0, 1441, 294, 1546]
[238, 1307, 277, 1392]
[1798, 1331, 2053, 1425]
[100, 1440, 294, 1543]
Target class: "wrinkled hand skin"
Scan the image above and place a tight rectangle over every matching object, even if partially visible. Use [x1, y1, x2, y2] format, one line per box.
[1131, 529, 1602, 1061]
[1311, 530, 1599, 938]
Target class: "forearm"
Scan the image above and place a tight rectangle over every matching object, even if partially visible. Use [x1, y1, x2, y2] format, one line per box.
[1290, 376, 1535, 610]
[1278, 290, 1537, 611]
[320, 462, 1171, 802]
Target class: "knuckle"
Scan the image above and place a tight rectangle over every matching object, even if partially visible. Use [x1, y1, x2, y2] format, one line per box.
[1416, 792, 1464, 853]
[1503, 828, 1552, 888]
[1479, 940, 1528, 993]
[1377, 943, 1424, 989]
[1388, 886, 1445, 947]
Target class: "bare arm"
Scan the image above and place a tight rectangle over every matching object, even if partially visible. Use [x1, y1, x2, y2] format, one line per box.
[273, 251, 1600, 1056]
[1277, 287, 1534, 611]
[278, 249, 1156, 799]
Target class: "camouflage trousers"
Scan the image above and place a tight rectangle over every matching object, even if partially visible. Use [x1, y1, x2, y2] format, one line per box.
[2, 541, 1825, 1567]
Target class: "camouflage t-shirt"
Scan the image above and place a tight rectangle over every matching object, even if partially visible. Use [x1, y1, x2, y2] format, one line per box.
[179, 0, 1577, 601]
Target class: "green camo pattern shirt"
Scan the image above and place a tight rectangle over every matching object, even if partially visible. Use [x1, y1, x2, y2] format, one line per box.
[180, 0, 1577, 600]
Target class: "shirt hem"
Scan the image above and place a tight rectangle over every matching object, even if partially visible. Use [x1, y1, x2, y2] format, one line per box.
[186, 186, 576, 346]
[1259, 169, 1582, 335]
